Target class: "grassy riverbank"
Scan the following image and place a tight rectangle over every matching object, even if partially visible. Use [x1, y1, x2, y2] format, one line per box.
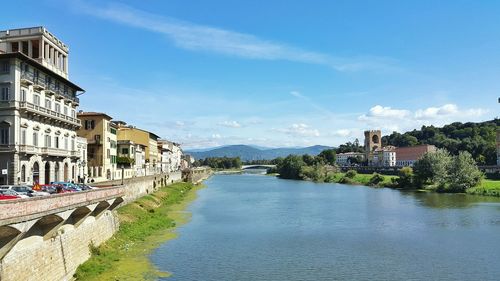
[74, 182, 204, 280]
[467, 179, 500, 197]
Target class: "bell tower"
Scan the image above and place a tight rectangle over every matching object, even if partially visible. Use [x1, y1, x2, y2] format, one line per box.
[364, 130, 382, 153]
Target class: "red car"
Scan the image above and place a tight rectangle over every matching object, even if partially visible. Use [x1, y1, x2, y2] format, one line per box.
[0, 194, 19, 200]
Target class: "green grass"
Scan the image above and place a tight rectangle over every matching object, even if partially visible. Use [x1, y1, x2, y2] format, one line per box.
[467, 179, 500, 197]
[325, 172, 397, 187]
[74, 182, 202, 280]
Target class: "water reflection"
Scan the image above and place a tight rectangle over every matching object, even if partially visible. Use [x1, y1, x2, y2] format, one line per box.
[400, 190, 500, 209]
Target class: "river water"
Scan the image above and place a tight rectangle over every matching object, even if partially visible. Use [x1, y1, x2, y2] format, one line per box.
[151, 173, 500, 281]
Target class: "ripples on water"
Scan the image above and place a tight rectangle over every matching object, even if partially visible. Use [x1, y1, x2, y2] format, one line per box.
[151, 174, 500, 281]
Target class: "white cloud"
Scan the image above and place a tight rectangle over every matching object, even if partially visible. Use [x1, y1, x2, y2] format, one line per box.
[358, 103, 489, 133]
[218, 120, 242, 128]
[211, 134, 222, 139]
[276, 123, 320, 137]
[359, 105, 410, 120]
[71, 1, 396, 72]
[332, 129, 353, 137]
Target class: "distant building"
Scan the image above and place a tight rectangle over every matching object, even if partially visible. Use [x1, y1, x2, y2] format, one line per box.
[336, 152, 365, 166]
[76, 136, 87, 182]
[158, 139, 183, 173]
[372, 146, 396, 167]
[395, 144, 436, 167]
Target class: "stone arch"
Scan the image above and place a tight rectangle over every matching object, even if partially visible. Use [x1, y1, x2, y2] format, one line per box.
[109, 197, 124, 211]
[32, 161, 40, 184]
[372, 134, 379, 144]
[25, 214, 65, 240]
[0, 225, 23, 260]
[91, 201, 111, 218]
[65, 206, 92, 227]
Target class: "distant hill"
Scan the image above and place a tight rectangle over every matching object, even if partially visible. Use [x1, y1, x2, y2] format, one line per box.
[186, 144, 333, 161]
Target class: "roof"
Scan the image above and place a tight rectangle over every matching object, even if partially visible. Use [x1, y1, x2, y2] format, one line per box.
[395, 145, 436, 161]
[0, 52, 84, 91]
[77, 111, 112, 120]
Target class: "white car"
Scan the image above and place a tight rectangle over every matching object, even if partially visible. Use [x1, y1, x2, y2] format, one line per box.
[0, 189, 29, 199]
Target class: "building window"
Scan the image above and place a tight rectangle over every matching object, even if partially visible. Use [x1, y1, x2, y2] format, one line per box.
[44, 134, 51, 147]
[107, 149, 110, 159]
[33, 132, 38, 146]
[0, 127, 9, 145]
[1, 86, 10, 101]
[64, 137, 68, 150]
[10, 42, 19, 52]
[20, 89, 26, 102]
[33, 94, 40, 106]
[54, 136, 59, 148]
[20, 128, 26, 145]
[55, 103, 60, 113]
[0, 61, 9, 73]
[71, 110, 76, 118]
[21, 165, 26, 183]
[122, 148, 129, 155]
[71, 139, 75, 151]
[84, 120, 95, 130]
[45, 99, 51, 109]
[64, 106, 68, 116]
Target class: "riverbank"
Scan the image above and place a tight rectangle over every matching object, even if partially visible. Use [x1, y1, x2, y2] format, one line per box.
[283, 171, 500, 197]
[74, 182, 204, 280]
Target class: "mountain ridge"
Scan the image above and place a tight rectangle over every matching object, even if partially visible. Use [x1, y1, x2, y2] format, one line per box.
[186, 144, 333, 161]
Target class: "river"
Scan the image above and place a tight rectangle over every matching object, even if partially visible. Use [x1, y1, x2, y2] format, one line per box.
[150, 173, 500, 281]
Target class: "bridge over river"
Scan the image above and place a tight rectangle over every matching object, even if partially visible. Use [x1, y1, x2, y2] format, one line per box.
[241, 165, 276, 170]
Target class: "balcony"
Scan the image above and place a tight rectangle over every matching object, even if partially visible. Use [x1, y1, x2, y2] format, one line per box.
[19, 101, 81, 127]
[18, 145, 39, 154]
[41, 147, 72, 157]
[20, 71, 34, 86]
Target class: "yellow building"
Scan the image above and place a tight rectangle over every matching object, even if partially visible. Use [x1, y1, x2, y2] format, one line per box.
[115, 124, 160, 174]
[77, 112, 117, 181]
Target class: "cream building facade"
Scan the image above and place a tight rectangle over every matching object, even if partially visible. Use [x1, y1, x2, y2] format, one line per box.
[0, 27, 84, 185]
[77, 112, 117, 182]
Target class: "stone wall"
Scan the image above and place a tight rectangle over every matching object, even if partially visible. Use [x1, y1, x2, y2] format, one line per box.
[0, 210, 118, 281]
[0, 171, 183, 281]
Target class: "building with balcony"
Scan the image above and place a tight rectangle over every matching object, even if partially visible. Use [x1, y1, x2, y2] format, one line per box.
[0, 27, 84, 185]
[76, 112, 117, 182]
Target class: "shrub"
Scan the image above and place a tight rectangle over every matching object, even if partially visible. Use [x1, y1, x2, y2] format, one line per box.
[395, 166, 414, 189]
[345, 169, 357, 178]
[447, 151, 483, 192]
[413, 149, 452, 187]
[368, 173, 385, 186]
[339, 176, 353, 184]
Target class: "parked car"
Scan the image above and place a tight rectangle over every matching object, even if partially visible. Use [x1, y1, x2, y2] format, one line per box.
[0, 194, 18, 200]
[51, 182, 82, 192]
[0, 185, 31, 197]
[0, 189, 28, 198]
[76, 184, 96, 191]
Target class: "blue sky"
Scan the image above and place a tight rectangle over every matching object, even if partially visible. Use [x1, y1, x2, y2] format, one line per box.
[2, 0, 499, 148]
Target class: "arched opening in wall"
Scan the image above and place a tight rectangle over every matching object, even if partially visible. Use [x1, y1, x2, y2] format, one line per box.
[0, 225, 22, 259]
[21, 165, 26, 183]
[44, 162, 50, 184]
[109, 197, 124, 210]
[54, 162, 60, 182]
[64, 163, 68, 182]
[25, 214, 64, 240]
[72, 165, 75, 181]
[91, 201, 110, 218]
[33, 162, 40, 184]
[372, 135, 379, 144]
[65, 206, 92, 227]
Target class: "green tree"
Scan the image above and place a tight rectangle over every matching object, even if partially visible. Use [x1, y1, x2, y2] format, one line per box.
[395, 167, 414, 188]
[318, 149, 337, 165]
[413, 149, 452, 187]
[368, 173, 385, 186]
[447, 151, 483, 192]
[277, 155, 306, 179]
[300, 164, 327, 182]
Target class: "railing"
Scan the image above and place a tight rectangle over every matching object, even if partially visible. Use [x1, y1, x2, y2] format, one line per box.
[20, 71, 77, 103]
[18, 145, 39, 154]
[19, 101, 81, 126]
[0, 185, 125, 226]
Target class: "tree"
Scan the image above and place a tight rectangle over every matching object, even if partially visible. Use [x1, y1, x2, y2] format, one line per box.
[345, 169, 357, 178]
[318, 149, 337, 165]
[447, 151, 483, 192]
[395, 167, 414, 188]
[413, 149, 452, 187]
[302, 154, 316, 166]
[277, 155, 306, 180]
[368, 173, 385, 186]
